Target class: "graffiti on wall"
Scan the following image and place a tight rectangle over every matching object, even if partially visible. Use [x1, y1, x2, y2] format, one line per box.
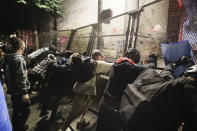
[59, 36, 68, 45]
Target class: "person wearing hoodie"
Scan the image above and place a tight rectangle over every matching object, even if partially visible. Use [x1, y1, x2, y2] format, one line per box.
[61, 51, 113, 131]
[4, 37, 30, 131]
[96, 48, 157, 131]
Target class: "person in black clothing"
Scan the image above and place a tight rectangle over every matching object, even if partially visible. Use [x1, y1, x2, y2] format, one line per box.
[96, 48, 157, 131]
[158, 61, 197, 131]
[118, 56, 197, 131]
[180, 64, 197, 130]
[4, 37, 30, 131]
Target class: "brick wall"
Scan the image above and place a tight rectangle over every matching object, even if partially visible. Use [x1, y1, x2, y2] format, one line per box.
[167, 0, 184, 42]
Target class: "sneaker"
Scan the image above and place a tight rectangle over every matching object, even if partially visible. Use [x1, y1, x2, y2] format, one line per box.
[76, 119, 90, 129]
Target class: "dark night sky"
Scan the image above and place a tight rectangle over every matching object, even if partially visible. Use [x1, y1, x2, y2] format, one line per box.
[0, 0, 35, 35]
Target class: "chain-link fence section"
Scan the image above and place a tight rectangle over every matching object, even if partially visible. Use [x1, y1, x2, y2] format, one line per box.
[101, 15, 126, 61]
[181, 0, 197, 62]
[57, 25, 97, 55]
[136, 0, 169, 68]
[99, 0, 168, 67]
[56, 0, 197, 66]
[70, 26, 93, 54]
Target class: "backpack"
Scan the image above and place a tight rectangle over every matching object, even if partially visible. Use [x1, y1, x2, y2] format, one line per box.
[46, 58, 74, 97]
[72, 57, 96, 83]
[120, 69, 184, 131]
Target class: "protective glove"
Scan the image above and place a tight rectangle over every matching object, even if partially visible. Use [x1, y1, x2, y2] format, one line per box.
[176, 56, 193, 68]
[147, 53, 157, 65]
[164, 63, 176, 72]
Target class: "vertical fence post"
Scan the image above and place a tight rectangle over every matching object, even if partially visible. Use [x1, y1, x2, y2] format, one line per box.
[87, 25, 97, 56]
[66, 30, 76, 50]
[97, 0, 103, 50]
[124, 15, 132, 55]
[89, 25, 97, 55]
[129, 14, 137, 48]
[134, 10, 142, 48]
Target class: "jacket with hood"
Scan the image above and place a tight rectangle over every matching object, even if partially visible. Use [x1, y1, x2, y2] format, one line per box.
[4, 53, 30, 96]
[99, 58, 156, 109]
[96, 58, 156, 131]
[159, 65, 197, 131]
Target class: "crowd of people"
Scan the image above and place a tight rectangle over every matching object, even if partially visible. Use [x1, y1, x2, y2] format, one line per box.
[0, 36, 197, 131]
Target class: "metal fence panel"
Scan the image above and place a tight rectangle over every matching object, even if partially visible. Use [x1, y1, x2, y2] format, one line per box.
[70, 26, 93, 54]
[182, 0, 197, 62]
[56, 0, 197, 66]
[136, 0, 169, 68]
[101, 15, 126, 60]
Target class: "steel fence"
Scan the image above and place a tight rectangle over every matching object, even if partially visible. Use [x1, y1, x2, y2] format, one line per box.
[181, 0, 197, 62]
[57, 0, 197, 66]
[136, 0, 169, 68]
[99, 0, 168, 67]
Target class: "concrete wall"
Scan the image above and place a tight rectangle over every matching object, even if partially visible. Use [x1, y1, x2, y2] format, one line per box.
[57, 0, 98, 30]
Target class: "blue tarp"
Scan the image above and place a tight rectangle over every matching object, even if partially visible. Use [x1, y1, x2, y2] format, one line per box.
[0, 82, 12, 131]
[160, 40, 195, 77]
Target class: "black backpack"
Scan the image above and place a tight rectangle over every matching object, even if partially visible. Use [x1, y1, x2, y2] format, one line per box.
[72, 57, 96, 83]
[120, 69, 184, 131]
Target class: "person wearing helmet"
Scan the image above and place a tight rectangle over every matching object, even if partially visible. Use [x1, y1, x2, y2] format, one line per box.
[96, 48, 157, 131]
[183, 64, 197, 82]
